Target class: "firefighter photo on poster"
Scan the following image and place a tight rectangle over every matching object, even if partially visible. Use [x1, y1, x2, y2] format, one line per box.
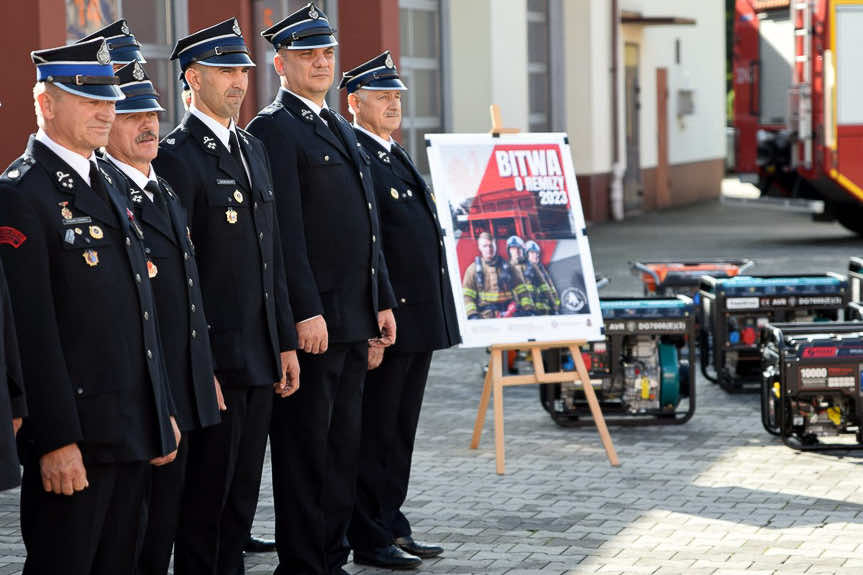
[425, 133, 604, 347]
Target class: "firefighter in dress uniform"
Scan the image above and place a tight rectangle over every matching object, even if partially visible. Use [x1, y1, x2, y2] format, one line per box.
[0, 260, 25, 493]
[247, 4, 398, 574]
[103, 60, 222, 575]
[340, 50, 461, 570]
[0, 38, 179, 574]
[152, 18, 300, 575]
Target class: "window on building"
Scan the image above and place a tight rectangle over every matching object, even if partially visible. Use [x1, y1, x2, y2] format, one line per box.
[527, 0, 550, 132]
[253, 0, 339, 111]
[399, 0, 442, 175]
[65, 0, 187, 135]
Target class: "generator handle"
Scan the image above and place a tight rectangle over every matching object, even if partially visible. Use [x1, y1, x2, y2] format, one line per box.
[630, 261, 661, 287]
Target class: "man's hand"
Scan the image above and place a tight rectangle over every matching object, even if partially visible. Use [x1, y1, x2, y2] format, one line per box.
[12, 417, 22, 437]
[150, 416, 181, 467]
[376, 309, 396, 347]
[214, 376, 227, 411]
[296, 315, 328, 354]
[368, 344, 384, 370]
[40, 443, 88, 496]
[274, 350, 300, 398]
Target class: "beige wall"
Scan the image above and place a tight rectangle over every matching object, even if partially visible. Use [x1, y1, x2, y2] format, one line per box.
[620, 0, 726, 169]
[447, 0, 528, 133]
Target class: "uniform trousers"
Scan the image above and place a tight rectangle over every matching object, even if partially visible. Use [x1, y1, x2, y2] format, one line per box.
[173, 385, 273, 575]
[347, 350, 433, 551]
[137, 437, 190, 574]
[20, 454, 150, 575]
[271, 341, 368, 575]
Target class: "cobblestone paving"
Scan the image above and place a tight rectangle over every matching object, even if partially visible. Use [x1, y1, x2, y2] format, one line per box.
[4, 198, 863, 574]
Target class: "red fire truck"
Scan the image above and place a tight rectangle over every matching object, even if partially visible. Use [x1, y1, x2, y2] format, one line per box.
[733, 0, 863, 234]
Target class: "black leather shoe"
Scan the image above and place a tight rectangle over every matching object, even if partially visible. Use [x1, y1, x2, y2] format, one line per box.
[353, 544, 422, 570]
[244, 535, 276, 553]
[395, 535, 443, 559]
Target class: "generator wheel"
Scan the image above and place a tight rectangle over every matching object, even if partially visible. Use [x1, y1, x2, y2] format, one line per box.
[551, 413, 581, 427]
[835, 204, 863, 236]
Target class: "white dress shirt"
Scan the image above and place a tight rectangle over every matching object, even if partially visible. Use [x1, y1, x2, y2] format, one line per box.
[35, 129, 97, 186]
[283, 89, 329, 124]
[353, 124, 393, 153]
[103, 152, 158, 202]
[189, 104, 252, 183]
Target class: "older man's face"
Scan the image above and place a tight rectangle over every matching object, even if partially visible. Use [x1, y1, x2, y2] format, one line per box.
[353, 89, 402, 138]
[40, 87, 116, 153]
[108, 111, 160, 166]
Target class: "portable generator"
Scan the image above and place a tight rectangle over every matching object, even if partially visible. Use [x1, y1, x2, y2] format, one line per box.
[848, 258, 863, 303]
[539, 295, 695, 426]
[700, 274, 849, 392]
[760, 322, 863, 450]
[630, 258, 754, 299]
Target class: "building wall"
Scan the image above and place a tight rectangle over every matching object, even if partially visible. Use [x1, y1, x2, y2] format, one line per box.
[621, 0, 726, 171]
[447, 0, 528, 133]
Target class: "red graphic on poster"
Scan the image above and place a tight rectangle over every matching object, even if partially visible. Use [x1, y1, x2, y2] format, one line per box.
[454, 144, 572, 275]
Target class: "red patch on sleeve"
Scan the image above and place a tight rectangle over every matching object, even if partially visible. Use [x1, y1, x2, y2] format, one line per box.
[0, 226, 27, 248]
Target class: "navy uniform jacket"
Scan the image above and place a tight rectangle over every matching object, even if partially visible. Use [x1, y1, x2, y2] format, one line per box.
[355, 130, 460, 353]
[0, 260, 26, 490]
[0, 137, 177, 463]
[154, 113, 296, 388]
[111, 164, 220, 432]
[247, 90, 396, 343]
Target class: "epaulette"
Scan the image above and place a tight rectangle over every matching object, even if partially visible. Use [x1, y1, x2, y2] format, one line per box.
[258, 102, 283, 116]
[0, 155, 35, 184]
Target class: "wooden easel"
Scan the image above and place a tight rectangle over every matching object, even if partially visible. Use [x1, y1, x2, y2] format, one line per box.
[488, 104, 520, 135]
[470, 106, 620, 474]
[470, 341, 620, 474]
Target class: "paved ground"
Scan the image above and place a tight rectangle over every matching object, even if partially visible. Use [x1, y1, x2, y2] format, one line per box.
[5, 194, 863, 574]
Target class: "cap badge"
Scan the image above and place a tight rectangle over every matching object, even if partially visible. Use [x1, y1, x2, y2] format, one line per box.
[97, 41, 111, 65]
[233, 19, 242, 36]
[132, 62, 145, 81]
[385, 53, 394, 69]
[309, 5, 320, 19]
[120, 21, 130, 35]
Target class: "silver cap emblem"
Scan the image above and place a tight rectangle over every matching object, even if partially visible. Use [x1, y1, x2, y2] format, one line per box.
[120, 21, 130, 35]
[309, 5, 320, 19]
[233, 20, 242, 36]
[132, 62, 145, 81]
[385, 53, 394, 69]
[97, 41, 111, 65]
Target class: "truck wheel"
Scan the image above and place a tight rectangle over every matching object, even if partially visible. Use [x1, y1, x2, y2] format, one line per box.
[836, 205, 863, 235]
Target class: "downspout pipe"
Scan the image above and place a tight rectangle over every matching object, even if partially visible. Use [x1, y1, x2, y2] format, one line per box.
[610, 0, 625, 221]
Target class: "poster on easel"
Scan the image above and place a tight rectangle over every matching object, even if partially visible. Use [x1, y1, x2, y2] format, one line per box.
[426, 133, 604, 348]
